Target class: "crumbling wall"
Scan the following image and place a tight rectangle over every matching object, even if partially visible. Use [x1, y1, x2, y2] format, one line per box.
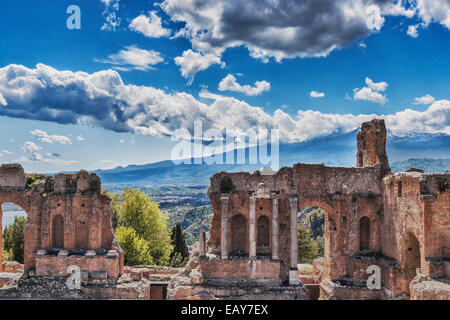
[0, 164, 123, 279]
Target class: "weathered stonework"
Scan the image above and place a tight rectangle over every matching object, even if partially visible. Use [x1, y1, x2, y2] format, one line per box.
[0, 166, 124, 282]
[168, 118, 450, 300]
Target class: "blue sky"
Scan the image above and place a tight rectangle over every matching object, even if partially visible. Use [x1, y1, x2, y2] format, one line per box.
[0, 0, 449, 172]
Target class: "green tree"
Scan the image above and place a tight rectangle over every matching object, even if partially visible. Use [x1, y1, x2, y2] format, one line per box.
[169, 223, 189, 267]
[111, 188, 172, 266]
[115, 226, 153, 266]
[297, 225, 319, 264]
[109, 193, 120, 230]
[3, 216, 27, 263]
[315, 235, 325, 257]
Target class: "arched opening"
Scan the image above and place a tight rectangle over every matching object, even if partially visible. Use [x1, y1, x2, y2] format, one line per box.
[231, 214, 247, 255]
[297, 206, 326, 264]
[297, 206, 327, 300]
[52, 215, 64, 249]
[404, 232, 421, 281]
[257, 215, 270, 254]
[1, 202, 27, 266]
[359, 216, 371, 251]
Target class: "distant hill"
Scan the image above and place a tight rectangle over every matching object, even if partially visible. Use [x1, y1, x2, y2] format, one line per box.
[390, 158, 450, 173]
[95, 131, 450, 187]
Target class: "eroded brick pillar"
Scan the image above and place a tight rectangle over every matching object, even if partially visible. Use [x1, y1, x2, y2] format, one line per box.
[199, 231, 206, 257]
[289, 196, 299, 285]
[221, 196, 229, 259]
[271, 194, 279, 260]
[249, 195, 256, 259]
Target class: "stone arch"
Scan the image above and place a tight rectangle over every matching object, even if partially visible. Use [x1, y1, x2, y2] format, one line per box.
[297, 201, 339, 279]
[0, 200, 31, 271]
[52, 214, 64, 248]
[231, 214, 247, 255]
[359, 216, 371, 251]
[257, 215, 270, 248]
[404, 232, 421, 281]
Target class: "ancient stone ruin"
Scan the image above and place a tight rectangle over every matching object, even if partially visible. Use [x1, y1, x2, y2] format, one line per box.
[0, 118, 448, 300]
[168, 119, 450, 300]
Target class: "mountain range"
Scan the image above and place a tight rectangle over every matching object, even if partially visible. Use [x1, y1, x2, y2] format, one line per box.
[94, 131, 450, 187]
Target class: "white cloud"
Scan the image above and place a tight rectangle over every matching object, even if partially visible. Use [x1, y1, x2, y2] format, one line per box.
[407, 24, 420, 38]
[353, 77, 388, 105]
[174, 49, 224, 81]
[97, 45, 164, 71]
[19, 141, 77, 166]
[310, 91, 325, 98]
[0, 92, 7, 106]
[414, 94, 436, 105]
[31, 129, 72, 144]
[160, 0, 433, 73]
[415, 0, 450, 30]
[22, 141, 41, 154]
[101, 0, 121, 31]
[3, 150, 12, 155]
[365, 77, 388, 92]
[76, 135, 85, 142]
[129, 11, 170, 38]
[0, 63, 448, 144]
[119, 139, 125, 144]
[218, 74, 270, 96]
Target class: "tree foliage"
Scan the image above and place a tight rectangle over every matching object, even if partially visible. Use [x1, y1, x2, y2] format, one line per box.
[3, 216, 27, 263]
[115, 226, 153, 266]
[111, 188, 172, 266]
[169, 223, 189, 267]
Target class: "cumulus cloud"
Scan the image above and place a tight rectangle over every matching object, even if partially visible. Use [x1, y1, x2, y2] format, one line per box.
[159, 0, 450, 75]
[101, 0, 121, 31]
[76, 135, 85, 142]
[129, 11, 170, 38]
[31, 129, 72, 144]
[174, 49, 225, 82]
[3, 150, 12, 155]
[407, 24, 420, 37]
[414, 94, 436, 105]
[353, 77, 389, 105]
[18, 141, 77, 166]
[218, 74, 270, 96]
[163, 1, 434, 70]
[415, 0, 450, 30]
[310, 91, 325, 98]
[0, 63, 448, 145]
[97, 45, 164, 71]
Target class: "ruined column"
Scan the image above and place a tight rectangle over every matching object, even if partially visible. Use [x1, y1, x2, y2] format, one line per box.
[289, 196, 299, 285]
[221, 196, 229, 259]
[271, 194, 279, 260]
[199, 231, 206, 257]
[249, 194, 256, 259]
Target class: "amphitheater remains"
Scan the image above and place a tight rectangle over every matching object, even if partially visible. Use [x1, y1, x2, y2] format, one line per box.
[0, 119, 448, 299]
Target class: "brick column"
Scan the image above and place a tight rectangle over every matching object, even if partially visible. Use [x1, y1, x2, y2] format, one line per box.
[271, 194, 279, 260]
[199, 231, 206, 257]
[221, 196, 229, 259]
[289, 196, 299, 285]
[249, 194, 256, 259]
